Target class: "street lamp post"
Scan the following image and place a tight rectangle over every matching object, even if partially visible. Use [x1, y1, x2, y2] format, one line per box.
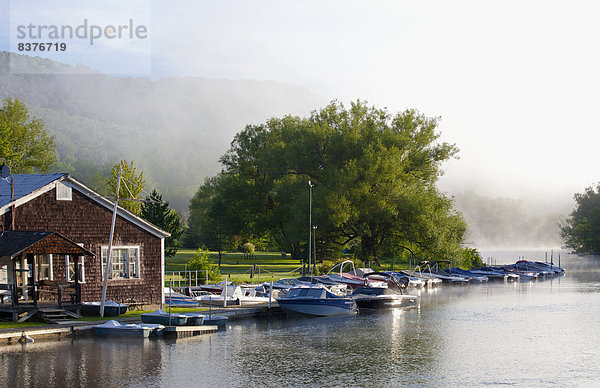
[308, 180, 314, 275]
[312, 225, 317, 274]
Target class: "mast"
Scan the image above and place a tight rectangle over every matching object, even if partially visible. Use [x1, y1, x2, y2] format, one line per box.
[100, 166, 122, 317]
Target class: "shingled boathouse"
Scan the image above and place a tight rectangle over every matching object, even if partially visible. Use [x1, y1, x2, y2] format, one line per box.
[0, 173, 170, 321]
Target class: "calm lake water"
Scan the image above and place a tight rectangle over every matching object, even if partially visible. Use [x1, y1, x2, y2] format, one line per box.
[2, 250, 600, 387]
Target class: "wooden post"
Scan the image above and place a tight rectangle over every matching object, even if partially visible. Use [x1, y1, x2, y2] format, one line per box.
[74, 255, 81, 304]
[30, 254, 37, 308]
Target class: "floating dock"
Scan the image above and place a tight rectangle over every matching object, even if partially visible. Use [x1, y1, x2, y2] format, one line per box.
[163, 325, 218, 339]
[0, 323, 95, 344]
[0, 305, 285, 344]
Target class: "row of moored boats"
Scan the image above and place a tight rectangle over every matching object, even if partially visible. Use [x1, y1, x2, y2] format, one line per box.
[157, 259, 565, 319]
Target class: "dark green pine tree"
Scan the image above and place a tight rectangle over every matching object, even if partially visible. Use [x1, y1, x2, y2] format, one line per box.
[141, 189, 184, 257]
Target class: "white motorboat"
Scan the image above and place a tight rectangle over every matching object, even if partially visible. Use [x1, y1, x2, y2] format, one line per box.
[193, 285, 272, 306]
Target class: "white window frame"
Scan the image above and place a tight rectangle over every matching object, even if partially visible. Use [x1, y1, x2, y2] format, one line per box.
[35, 254, 53, 282]
[66, 254, 85, 283]
[101, 246, 140, 280]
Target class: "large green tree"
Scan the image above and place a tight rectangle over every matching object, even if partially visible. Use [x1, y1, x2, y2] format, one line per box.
[560, 183, 600, 254]
[191, 101, 469, 265]
[0, 97, 56, 172]
[141, 189, 184, 257]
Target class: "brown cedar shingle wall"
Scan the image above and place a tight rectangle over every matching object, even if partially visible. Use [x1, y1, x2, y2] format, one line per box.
[0, 186, 162, 304]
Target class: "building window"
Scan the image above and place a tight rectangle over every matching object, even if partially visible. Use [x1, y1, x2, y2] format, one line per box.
[101, 246, 140, 280]
[1, 264, 8, 283]
[66, 255, 85, 283]
[56, 181, 72, 201]
[35, 254, 53, 281]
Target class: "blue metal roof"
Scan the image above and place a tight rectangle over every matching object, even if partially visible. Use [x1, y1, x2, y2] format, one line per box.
[0, 173, 67, 208]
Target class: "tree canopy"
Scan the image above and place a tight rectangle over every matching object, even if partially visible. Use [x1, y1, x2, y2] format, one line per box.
[141, 189, 184, 257]
[0, 96, 56, 173]
[189, 100, 471, 265]
[560, 183, 600, 255]
[106, 160, 145, 215]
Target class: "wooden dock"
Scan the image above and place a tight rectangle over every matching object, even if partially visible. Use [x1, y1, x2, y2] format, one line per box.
[0, 305, 284, 344]
[163, 325, 218, 339]
[0, 323, 95, 343]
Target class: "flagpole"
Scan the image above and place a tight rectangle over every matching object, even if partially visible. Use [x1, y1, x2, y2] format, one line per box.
[100, 166, 122, 317]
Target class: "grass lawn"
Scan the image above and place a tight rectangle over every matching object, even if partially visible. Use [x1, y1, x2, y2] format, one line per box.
[0, 321, 45, 329]
[166, 249, 413, 285]
[78, 306, 209, 321]
[0, 307, 212, 329]
[166, 249, 304, 284]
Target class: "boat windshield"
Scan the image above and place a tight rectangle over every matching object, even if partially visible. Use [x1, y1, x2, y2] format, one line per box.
[286, 288, 325, 298]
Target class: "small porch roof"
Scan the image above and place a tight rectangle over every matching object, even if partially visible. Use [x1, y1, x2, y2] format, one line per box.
[0, 231, 95, 259]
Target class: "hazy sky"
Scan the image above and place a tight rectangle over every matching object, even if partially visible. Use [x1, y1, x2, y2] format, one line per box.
[1, 0, 599, 207]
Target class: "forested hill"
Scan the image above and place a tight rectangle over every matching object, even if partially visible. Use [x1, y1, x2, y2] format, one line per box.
[0, 52, 323, 212]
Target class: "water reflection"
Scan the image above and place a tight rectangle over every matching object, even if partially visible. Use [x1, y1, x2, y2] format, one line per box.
[2, 251, 600, 387]
[0, 337, 165, 387]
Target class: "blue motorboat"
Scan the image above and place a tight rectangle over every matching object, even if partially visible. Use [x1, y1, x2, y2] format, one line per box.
[470, 267, 519, 281]
[277, 285, 358, 316]
[443, 268, 489, 282]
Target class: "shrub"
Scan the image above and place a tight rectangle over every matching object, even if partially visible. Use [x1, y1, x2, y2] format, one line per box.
[242, 242, 255, 254]
[460, 247, 485, 269]
[187, 248, 222, 284]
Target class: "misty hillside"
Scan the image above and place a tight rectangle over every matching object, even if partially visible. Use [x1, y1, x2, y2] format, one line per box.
[0, 52, 324, 212]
